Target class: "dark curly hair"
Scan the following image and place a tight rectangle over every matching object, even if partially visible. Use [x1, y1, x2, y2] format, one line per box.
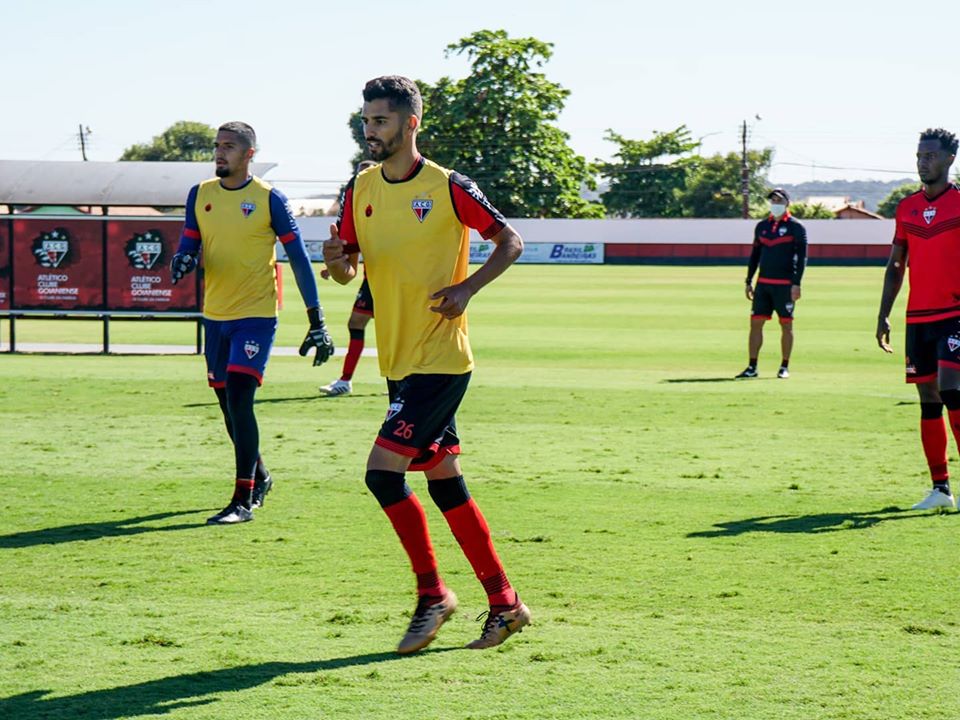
[920, 127, 959, 154]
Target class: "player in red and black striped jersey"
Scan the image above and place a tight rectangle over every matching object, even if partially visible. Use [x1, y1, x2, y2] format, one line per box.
[736, 188, 807, 379]
[877, 128, 960, 511]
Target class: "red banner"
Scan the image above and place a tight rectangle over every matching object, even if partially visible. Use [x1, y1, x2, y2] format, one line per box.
[0, 220, 10, 310]
[106, 219, 198, 311]
[12, 218, 104, 309]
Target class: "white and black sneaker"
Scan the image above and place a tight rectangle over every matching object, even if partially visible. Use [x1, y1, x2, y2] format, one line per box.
[206, 502, 254, 525]
[777, 366, 790, 379]
[320, 379, 352, 397]
[251, 475, 273, 509]
[735, 366, 758, 379]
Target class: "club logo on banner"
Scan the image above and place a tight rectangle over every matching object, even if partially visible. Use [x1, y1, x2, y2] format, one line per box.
[411, 199, 432, 223]
[31, 228, 71, 268]
[124, 230, 165, 270]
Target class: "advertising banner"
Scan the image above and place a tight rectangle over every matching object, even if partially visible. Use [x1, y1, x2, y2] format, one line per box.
[12, 219, 104, 309]
[0, 221, 9, 310]
[469, 241, 604, 264]
[106, 220, 199, 311]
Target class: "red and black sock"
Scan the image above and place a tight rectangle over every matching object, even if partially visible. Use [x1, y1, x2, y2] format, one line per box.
[366, 470, 444, 598]
[429, 476, 516, 608]
[920, 402, 949, 488]
[232, 478, 255, 507]
[341, 328, 365, 382]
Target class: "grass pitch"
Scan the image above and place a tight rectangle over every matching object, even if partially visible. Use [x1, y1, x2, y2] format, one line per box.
[1, 265, 958, 720]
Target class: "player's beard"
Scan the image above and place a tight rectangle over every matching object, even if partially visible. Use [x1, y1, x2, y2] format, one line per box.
[215, 164, 230, 178]
[367, 130, 403, 161]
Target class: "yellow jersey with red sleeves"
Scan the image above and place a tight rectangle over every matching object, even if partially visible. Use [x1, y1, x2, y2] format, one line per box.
[191, 176, 280, 320]
[338, 157, 505, 380]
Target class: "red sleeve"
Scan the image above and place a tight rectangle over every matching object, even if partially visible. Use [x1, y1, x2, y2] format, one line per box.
[337, 181, 360, 254]
[893, 200, 908, 247]
[449, 172, 506, 240]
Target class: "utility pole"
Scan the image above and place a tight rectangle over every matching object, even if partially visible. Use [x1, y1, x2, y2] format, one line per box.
[78, 124, 92, 161]
[740, 119, 749, 219]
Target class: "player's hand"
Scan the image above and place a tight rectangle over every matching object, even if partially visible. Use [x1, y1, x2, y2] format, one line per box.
[320, 268, 331, 280]
[430, 282, 474, 319]
[299, 307, 335, 366]
[791, 285, 802, 302]
[170, 252, 197, 285]
[876, 316, 893, 353]
[744, 282, 754, 301]
[323, 223, 346, 264]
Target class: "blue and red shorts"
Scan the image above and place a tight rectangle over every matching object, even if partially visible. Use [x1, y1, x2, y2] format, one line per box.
[203, 316, 278, 387]
[376, 372, 470, 472]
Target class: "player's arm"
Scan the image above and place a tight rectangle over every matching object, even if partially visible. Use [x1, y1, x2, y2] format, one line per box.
[744, 223, 762, 300]
[429, 173, 523, 319]
[171, 185, 201, 284]
[323, 180, 360, 284]
[791, 222, 807, 302]
[876, 243, 907, 353]
[268, 189, 335, 366]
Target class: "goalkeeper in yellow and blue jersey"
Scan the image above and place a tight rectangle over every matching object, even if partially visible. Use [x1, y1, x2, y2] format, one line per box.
[171, 121, 333, 525]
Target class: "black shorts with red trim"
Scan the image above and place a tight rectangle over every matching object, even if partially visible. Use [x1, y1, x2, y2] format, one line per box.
[352, 277, 374, 317]
[904, 316, 960, 384]
[751, 281, 794, 322]
[376, 372, 471, 472]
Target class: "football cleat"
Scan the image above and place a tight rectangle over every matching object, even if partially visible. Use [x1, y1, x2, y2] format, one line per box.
[396, 590, 458, 655]
[735, 366, 758, 379]
[320, 379, 352, 397]
[777, 367, 790, 379]
[251, 474, 273, 509]
[466, 599, 532, 650]
[911, 488, 956, 511]
[206, 502, 254, 525]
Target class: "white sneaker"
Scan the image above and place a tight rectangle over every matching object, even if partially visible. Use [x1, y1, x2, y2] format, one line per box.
[777, 367, 790, 379]
[911, 488, 956, 510]
[320, 379, 352, 396]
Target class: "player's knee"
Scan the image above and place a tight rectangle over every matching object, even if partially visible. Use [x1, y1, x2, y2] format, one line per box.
[365, 469, 411, 508]
[427, 475, 470, 512]
[939, 389, 960, 411]
[921, 401, 945, 419]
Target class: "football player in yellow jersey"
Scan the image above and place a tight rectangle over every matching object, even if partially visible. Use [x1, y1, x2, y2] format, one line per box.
[171, 121, 334, 525]
[324, 76, 530, 653]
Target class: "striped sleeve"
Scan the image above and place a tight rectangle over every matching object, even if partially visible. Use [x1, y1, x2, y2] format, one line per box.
[337, 176, 360, 254]
[269, 188, 319, 309]
[449, 172, 505, 239]
[176, 184, 201, 254]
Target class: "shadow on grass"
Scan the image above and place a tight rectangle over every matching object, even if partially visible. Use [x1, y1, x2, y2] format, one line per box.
[0, 650, 455, 720]
[687, 506, 929, 537]
[662, 377, 740, 384]
[0, 510, 208, 549]
[182, 393, 384, 408]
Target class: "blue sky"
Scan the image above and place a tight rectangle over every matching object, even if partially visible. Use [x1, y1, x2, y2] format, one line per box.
[3, 0, 950, 198]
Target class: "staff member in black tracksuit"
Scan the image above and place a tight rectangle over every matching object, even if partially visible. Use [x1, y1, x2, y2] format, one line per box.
[736, 188, 807, 379]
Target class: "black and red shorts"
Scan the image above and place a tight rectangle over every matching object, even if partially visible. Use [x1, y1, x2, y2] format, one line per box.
[751, 282, 794, 322]
[376, 372, 471, 471]
[352, 277, 374, 317]
[904, 316, 960, 384]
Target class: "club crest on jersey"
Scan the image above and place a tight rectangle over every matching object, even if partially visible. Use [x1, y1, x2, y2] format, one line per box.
[386, 401, 404, 421]
[949, 336, 960, 353]
[124, 230, 163, 270]
[31, 228, 70, 268]
[240, 201, 256, 218]
[779, 226, 787, 236]
[411, 199, 433, 223]
[244, 340, 260, 359]
[923, 206, 937, 225]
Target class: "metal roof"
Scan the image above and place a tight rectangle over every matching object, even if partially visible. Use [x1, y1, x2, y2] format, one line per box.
[0, 160, 277, 207]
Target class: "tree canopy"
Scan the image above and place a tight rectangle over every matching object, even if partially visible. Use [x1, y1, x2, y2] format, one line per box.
[119, 121, 216, 161]
[876, 182, 921, 218]
[349, 29, 602, 218]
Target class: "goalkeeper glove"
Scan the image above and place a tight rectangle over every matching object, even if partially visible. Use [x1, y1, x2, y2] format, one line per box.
[170, 252, 197, 285]
[299, 307, 335, 366]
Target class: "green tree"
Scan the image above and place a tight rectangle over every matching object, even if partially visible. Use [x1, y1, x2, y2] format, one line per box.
[876, 182, 921, 218]
[119, 121, 216, 161]
[598, 126, 699, 218]
[680, 149, 773, 218]
[781, 202, 835, 219]
[350, 30, 602, 218]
